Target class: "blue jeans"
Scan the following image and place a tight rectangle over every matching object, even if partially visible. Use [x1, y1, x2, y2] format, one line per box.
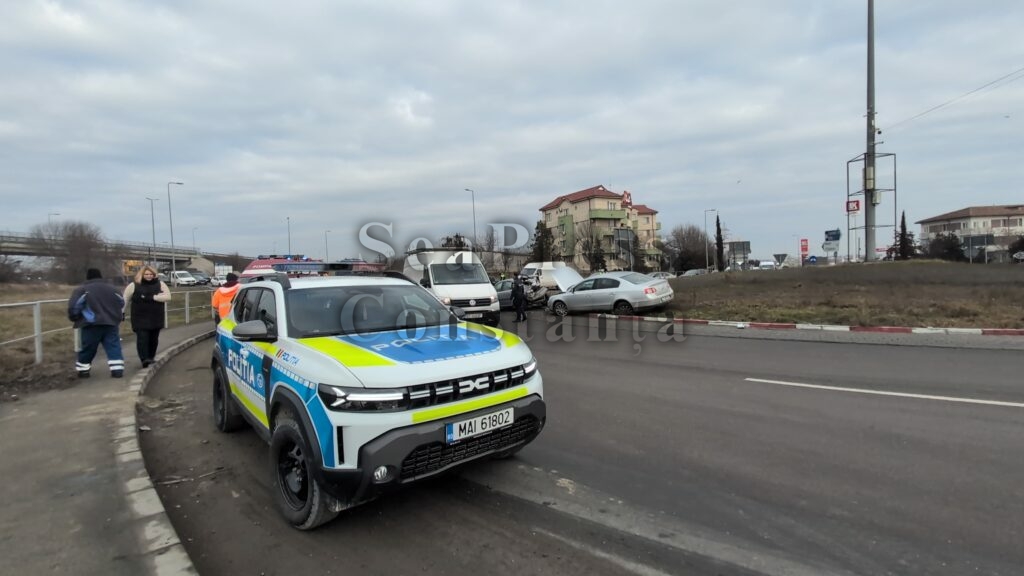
[77, 325, 125, 374]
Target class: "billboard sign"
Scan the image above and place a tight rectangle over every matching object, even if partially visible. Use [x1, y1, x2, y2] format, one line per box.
[800, 238, 809, 255]
[846, 199, 861, 214]
[825, 229, 841, 242]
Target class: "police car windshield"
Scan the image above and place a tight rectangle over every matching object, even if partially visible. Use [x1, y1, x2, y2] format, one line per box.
[285, 285, 454, 337]
[429, 263, 490, 285]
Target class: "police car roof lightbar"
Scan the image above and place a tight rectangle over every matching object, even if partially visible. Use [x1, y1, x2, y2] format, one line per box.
[269, 263, 417, 284]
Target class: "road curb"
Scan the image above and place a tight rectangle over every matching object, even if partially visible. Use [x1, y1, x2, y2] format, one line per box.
[586, 314, 1023, 336]
[117, 329, 215, 576]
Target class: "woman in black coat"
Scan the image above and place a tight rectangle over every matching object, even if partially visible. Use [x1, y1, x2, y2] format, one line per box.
[122, 266, 171, 367]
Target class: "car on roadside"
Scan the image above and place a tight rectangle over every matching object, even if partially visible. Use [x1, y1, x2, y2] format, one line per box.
[648, 271, 675, 280]
[188, 271, 212, 285]
[547, 271, 673, 316]
[679, 269, 706, 277]
[210, 275, 227, 287]
[211, 264, 546, 529]
[170, 270, 197, 286]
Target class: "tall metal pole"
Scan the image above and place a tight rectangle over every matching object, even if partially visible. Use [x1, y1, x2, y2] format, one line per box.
[167, 182, 183, 280]
[324, 229, 330, 262]
[287, 216, 292, 255]
[704, 209, 716, 270]
[47, 212, 60, 225]
[465, 188, 477, 247]
[192, 227, 198, 252]
[146, 197, 159, 267]
[864, 0, 877, 261]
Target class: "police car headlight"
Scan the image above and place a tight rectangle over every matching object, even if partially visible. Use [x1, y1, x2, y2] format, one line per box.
[441, 296, 451, 305]
[523, 357, 538, 379]
[318, 384, 406, 411]
[490, 295, 497, 303]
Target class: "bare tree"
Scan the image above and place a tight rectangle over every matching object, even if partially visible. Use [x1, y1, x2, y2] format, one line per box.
[480, 227, 497, 269]
[29, 220, 114, 283]
[575, 221, 607, 272]
[665, 224, 711, 272]
[0, 255, 23, 283]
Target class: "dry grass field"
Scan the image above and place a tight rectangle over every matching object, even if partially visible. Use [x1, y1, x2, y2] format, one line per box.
[1, 283, 213, 400]
[667, 260, 1024, 328]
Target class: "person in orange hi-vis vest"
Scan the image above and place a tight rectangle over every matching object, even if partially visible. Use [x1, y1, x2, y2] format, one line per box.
[211, 273, 241, 324]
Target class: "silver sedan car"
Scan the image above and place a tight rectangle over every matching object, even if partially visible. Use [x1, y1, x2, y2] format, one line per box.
[547, 271, 674, 316]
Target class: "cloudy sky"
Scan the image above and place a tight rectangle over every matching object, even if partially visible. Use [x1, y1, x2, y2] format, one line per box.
[2, 0, 1022, 262]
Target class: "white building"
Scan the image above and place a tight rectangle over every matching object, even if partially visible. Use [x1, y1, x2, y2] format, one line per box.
[916, 205, 1024, 262]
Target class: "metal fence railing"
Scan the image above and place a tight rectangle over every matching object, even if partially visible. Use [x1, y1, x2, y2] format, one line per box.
[0, 289, 215, 366]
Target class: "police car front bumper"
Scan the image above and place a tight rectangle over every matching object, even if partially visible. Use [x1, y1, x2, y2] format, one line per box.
[314, 394, 545, 506]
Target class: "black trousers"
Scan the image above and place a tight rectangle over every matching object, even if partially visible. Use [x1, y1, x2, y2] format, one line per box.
[514, 299, 527, 321]
[135, 329, 161, 363]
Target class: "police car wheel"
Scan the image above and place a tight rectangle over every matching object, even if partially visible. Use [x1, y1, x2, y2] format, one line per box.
[213, 367, 244, 433]
[552, 301, 569, 317]
[270, 413, 339, 530]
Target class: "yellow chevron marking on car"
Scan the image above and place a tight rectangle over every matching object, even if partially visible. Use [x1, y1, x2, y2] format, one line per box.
[464, 322, 521, 349]
[297, 336, 396, 367]
[219, 318, 237, 331]
[230, 382, 268, 428]
[250, 341, 279, 356]
[411, 387, 529, 423]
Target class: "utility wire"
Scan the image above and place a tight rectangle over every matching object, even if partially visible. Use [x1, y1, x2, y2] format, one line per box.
[884, 65, 1024, 132]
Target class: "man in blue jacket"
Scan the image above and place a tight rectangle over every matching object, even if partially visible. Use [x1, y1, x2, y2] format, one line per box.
[68, 268, 125, 378]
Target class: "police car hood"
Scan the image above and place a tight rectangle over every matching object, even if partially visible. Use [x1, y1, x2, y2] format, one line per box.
[292, 322, 531, 389]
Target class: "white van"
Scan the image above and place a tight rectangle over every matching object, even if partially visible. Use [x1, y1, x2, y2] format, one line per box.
[758, 261, 778, 271]
[170, 270, 197, 286]
[403, 249, 500, 326]
[519, 261, 567, 291]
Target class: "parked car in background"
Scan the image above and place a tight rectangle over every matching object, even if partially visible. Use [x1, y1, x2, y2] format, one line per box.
[679, 269, 706, 277]
[648, 271, 675, 280]
[188, 271, 211, 285]
[547, 271, 673, 316]
[210, 274, 227, 287]
[494, 278, 514, 309]
[170, 270, 197, 286]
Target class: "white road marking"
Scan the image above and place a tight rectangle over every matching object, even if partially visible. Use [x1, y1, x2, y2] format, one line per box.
[744, 378, 1024, 408]
[533, 527, 676, 576]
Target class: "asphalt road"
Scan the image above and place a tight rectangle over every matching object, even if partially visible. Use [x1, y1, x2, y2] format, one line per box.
[139, 313, 1024, 576]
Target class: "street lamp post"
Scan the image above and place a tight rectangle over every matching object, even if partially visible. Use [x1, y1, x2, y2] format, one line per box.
[324, 229, 331, 262]
[47, 212, 60, 225]
[464, 188, 477, 247]
[192, 227, 198, 253]
[704, 209, 717, 271]
[145, 198, 159, 267]
[167, 181, 184, 281]
[287, 217, 292, 255]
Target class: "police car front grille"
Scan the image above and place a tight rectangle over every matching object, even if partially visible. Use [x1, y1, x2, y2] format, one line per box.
[407, 366, 527, 409]
[400, 416, 541, 480]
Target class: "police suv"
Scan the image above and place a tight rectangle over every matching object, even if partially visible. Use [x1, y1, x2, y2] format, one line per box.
[211, 264, 545, 529]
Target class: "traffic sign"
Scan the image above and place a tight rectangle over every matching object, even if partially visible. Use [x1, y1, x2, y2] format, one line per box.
[825, 229, 841, 242]
[822, 241, 840, 252]
[846, 200, 861, 214]
[807, 255, 818, 264]
[773, 253, 788, 265]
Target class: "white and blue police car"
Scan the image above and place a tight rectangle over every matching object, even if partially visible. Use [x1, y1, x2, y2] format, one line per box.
[211, 264, 545, 529]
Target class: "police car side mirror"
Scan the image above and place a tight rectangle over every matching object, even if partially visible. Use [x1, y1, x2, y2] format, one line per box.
[232, 320, 276, 342]
[449, 306, 466, 320]
[419, 278, 431, 288]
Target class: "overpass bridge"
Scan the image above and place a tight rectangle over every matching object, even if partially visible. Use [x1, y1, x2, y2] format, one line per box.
[0, 233, 253, 269]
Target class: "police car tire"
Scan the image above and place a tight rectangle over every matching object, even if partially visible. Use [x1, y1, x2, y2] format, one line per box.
[552, 301, 569, 317]
[213, 367, 244, 433]
[270, 413, 339, 530]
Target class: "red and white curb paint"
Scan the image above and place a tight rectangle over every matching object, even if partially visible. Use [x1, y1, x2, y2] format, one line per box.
[587, 314, 1024, 336]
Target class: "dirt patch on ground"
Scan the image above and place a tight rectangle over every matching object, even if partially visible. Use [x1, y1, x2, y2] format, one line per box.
[667, 261, 1024, 328]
